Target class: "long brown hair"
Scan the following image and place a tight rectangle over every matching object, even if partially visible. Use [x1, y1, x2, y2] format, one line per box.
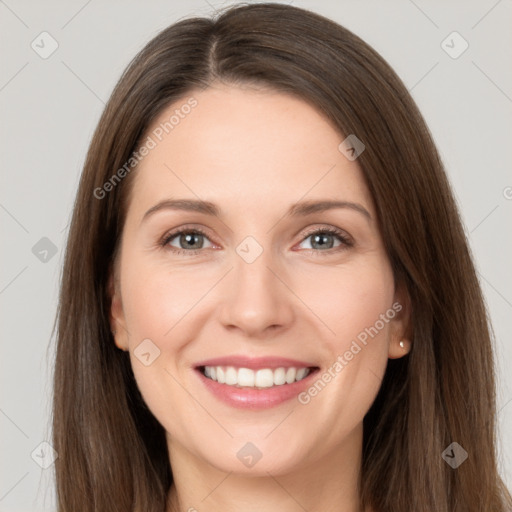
[52, 3, 512, 511]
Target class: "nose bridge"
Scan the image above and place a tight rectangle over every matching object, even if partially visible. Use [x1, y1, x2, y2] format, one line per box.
[235, 236, 275, 291]
[218, 232, 294, 334]
[233, 233, 281, 305]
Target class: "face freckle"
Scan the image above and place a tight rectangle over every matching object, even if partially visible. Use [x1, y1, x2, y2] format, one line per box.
[110, 83, 408, 479]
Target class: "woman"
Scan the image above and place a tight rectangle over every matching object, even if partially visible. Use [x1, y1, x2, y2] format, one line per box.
[52, 3, 512, 511]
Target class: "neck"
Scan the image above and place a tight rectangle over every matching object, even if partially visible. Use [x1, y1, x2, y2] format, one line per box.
[165, 423, 368, 512]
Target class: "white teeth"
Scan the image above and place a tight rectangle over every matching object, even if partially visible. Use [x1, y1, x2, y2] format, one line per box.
[225, 367, 238, 385]
[255, 369, 274, 388]
[237, 367, 255, 387]
[285, 367, 296, 384]
[296, 368, 307, 381]
[273, 367, 286, 385]
[201, 365, 312, 388]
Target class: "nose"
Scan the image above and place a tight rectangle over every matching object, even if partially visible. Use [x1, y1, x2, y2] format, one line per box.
[218, 242, 295, 338]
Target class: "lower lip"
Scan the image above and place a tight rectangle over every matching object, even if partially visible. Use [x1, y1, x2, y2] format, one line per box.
[195, 368, 319, 410]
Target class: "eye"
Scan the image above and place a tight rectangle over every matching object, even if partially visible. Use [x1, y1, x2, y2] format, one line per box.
[159, 225, 353, 256]
[296, 226, 353, 255]
[160, 227, 215, 255]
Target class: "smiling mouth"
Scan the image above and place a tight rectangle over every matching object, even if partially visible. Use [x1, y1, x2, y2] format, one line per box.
[197, 365, 319, 389]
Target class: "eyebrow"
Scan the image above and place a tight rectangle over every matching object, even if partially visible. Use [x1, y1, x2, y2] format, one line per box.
[141, 198, 372, 224]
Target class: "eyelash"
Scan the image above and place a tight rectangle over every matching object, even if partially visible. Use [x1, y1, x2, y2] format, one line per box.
[159, 225, 353, 256]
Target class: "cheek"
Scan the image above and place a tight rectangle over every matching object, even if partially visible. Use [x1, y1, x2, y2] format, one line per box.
[118, 257, 201, 428]
[301, 261, 394, 410]
[120, 254, 202, 340]
[299, 258, 395, 348]
[293, 265, 394, 436]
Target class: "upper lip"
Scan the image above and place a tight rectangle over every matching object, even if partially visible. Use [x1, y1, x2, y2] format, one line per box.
[194, 355, 319, 370]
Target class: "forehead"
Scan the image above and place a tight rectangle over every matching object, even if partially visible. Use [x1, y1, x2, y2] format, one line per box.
[127, 84, 374, 220]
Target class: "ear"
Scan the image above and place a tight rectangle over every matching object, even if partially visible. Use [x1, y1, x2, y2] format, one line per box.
[108, 267, 129, 351]
[387, 280, 413, 359]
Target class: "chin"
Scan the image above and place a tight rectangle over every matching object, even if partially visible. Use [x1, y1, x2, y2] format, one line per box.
[195, 438, 308, 476]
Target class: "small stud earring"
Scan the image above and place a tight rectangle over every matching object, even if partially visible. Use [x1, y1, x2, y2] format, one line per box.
[112, 330, 117, 335]
[399, 340, 405, 349]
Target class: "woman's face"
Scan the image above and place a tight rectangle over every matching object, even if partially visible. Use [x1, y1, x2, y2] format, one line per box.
[110, 83, 409, 476]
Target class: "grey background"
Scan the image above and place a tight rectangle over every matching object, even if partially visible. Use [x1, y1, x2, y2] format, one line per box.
[1, 0, 511, 510]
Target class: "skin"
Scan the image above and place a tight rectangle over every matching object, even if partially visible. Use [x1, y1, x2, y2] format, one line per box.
[110, 82, 411, 512]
